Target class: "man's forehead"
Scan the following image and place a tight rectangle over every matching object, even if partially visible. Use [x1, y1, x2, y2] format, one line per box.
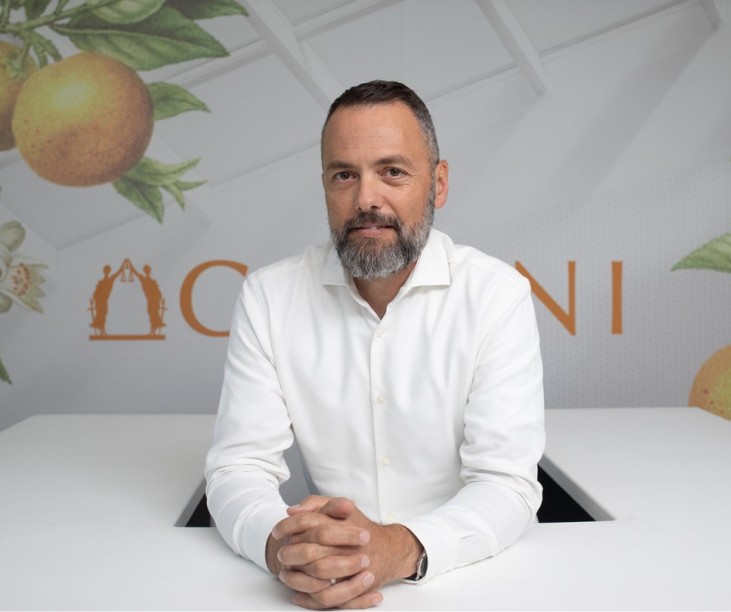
[321, 102, 426, 159]
[325, 101, 419, 133]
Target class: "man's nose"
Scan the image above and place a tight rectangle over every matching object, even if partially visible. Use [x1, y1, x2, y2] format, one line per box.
[354, 175, 383, 211]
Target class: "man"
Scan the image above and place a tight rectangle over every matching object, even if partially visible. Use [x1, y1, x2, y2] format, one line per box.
[205, 80, 545, 609]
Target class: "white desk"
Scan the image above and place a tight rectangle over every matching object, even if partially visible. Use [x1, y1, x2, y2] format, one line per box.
[0, 409, 729, 610]
[541, 407, 731, 521]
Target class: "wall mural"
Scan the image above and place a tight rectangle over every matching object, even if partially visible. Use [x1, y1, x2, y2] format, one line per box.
[673, 233, 731, 420]
[0, 0, 246, 384]
[0, 219, 47, 383]
[1, 0, 247, 221]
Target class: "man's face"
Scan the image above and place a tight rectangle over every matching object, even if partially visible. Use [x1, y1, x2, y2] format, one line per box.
[321, 102, 448, 279]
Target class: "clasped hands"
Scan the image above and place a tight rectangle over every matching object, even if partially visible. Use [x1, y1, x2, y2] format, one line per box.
[266, 496, 422, 609]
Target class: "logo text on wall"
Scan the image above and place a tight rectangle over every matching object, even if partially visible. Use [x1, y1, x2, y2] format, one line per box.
[87, 259, 617, 340]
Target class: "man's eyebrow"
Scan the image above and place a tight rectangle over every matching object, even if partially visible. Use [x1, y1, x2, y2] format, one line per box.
[324, 160, 353, 172]
[376, 155, 415, 168]
[324, 155, 416, 172]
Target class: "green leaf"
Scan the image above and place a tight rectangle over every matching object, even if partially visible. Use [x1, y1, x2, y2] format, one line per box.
[0, 356, 11, 384]
[113, 176, 165, 222]
[162, 183, 186, 209]
[24, 0, 52, 20]
[116, 156, 204, 218]
[176, 179, 206, 190]
[89, 0, 166, 24]
[0, 294, 12, 313]
[166, 0, 247, 20]
[21, 29, 62, 67]
[147, 82, 209, 120]
[53, 6, 228, 70]
[125, 156, 200, 186]
[162, 178, 206, 209]
[672, 233, 731, 274]
[0, 220, 25, 252]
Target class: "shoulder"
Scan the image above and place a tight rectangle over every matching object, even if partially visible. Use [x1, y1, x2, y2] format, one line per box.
[433, 230, 530, 295]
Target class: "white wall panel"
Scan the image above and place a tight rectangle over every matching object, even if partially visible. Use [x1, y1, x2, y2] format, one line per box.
[1, 0, 730, 433]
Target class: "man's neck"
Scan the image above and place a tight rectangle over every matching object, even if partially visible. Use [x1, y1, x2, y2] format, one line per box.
[353, 262, 416, 319]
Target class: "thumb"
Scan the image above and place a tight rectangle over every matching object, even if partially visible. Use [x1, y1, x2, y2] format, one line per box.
[287, 494, 331, 515]
[319, 497, 356, 519]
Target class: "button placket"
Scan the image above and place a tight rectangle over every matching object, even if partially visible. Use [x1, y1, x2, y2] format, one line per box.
[370, 320, 391, 522]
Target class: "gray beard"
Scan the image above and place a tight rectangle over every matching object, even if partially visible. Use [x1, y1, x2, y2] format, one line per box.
[330, 186, 435, 280]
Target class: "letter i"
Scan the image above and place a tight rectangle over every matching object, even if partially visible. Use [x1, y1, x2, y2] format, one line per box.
[612, 261, 623, 335]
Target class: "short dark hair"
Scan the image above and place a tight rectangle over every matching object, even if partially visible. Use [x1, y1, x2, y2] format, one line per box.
[322, 80, 440, 166]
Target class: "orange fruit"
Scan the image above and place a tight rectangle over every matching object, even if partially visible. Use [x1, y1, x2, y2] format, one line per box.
[689, 344, 731, 420]
[0, 41, 37, 151]
[12, 52, 153, 186]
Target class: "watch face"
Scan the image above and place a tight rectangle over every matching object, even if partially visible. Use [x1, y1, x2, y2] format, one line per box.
[416, 551, 428, 580]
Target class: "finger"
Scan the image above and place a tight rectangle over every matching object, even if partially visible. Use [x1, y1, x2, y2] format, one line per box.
[303, 553, 370, 581]
[278, 542, 339, 568]
[280, 552, 368, 591]
[340, 591, 384, 609]
[288, 523, 370, 547]
[309, 554, 370, 581]
[272, 512, 335, 540]
[279, 569, 331, 594]
[291, 571, 376, 610]
[278, 539, 366, 567]
[288, 495, 332, 515]
[292, 590, 383, 610]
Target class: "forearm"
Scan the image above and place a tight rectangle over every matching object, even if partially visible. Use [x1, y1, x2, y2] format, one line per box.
[380, 523, 423, 581]
[401, 476, 539, 580]
[205, 470, 289, 570]
[397, 286, 545, 579]
[206, 277, 295, 570]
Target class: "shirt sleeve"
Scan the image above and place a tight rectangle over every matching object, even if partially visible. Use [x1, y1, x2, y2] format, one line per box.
[400, 286, 545, 582]
[204, 276, 291, 573]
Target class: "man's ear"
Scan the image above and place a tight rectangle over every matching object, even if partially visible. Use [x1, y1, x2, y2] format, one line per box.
[434, 160, 449, 210]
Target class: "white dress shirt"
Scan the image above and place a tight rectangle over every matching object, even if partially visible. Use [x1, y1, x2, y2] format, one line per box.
[205, 229, 545, 582]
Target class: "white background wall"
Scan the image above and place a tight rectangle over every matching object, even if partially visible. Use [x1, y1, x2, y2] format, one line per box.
[1, 0, 730, 435]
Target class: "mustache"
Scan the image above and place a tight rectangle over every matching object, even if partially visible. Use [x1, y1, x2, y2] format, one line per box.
[342, 211, 402, 234]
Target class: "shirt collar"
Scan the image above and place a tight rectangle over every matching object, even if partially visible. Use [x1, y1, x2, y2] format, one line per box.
[321, 229, 452, 288]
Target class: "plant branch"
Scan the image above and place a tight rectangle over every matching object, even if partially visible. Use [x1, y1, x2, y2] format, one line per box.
[0, 0, 11, 27]
[18, 38, 30, 63]
[0, 0, 120, 34]
[55, 0, 73, 16]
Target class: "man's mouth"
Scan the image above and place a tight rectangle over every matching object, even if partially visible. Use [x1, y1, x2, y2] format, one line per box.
[348, 224, 396, 238]
[345, 214, 400, 236]
[350, 223, 394, 231]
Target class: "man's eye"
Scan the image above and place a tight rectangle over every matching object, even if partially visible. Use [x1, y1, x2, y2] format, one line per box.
[334, 171, 352, 181]
[385, 168, 404, 177]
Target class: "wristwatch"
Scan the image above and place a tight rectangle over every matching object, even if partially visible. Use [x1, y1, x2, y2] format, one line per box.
[409, 549, 428, 582]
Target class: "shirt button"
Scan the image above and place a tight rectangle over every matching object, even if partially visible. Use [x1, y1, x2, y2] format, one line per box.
[381, 456, 390, 466]
[385, 513, 396, 523]
[376, 327, 384, 337]
[376, 394, 385, 404]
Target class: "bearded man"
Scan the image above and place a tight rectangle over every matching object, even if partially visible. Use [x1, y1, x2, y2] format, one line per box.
[205, 80, 545, 609]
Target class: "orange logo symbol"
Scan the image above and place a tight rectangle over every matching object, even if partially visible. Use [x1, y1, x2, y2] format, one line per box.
[89, 258, 166, 340]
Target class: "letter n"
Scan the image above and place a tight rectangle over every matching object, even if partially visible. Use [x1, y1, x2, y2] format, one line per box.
[515, 261, 576, 335]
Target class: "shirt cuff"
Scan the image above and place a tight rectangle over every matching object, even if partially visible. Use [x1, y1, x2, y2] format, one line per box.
[399, 515, 458, 584]
[238, 504, 289, 574]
